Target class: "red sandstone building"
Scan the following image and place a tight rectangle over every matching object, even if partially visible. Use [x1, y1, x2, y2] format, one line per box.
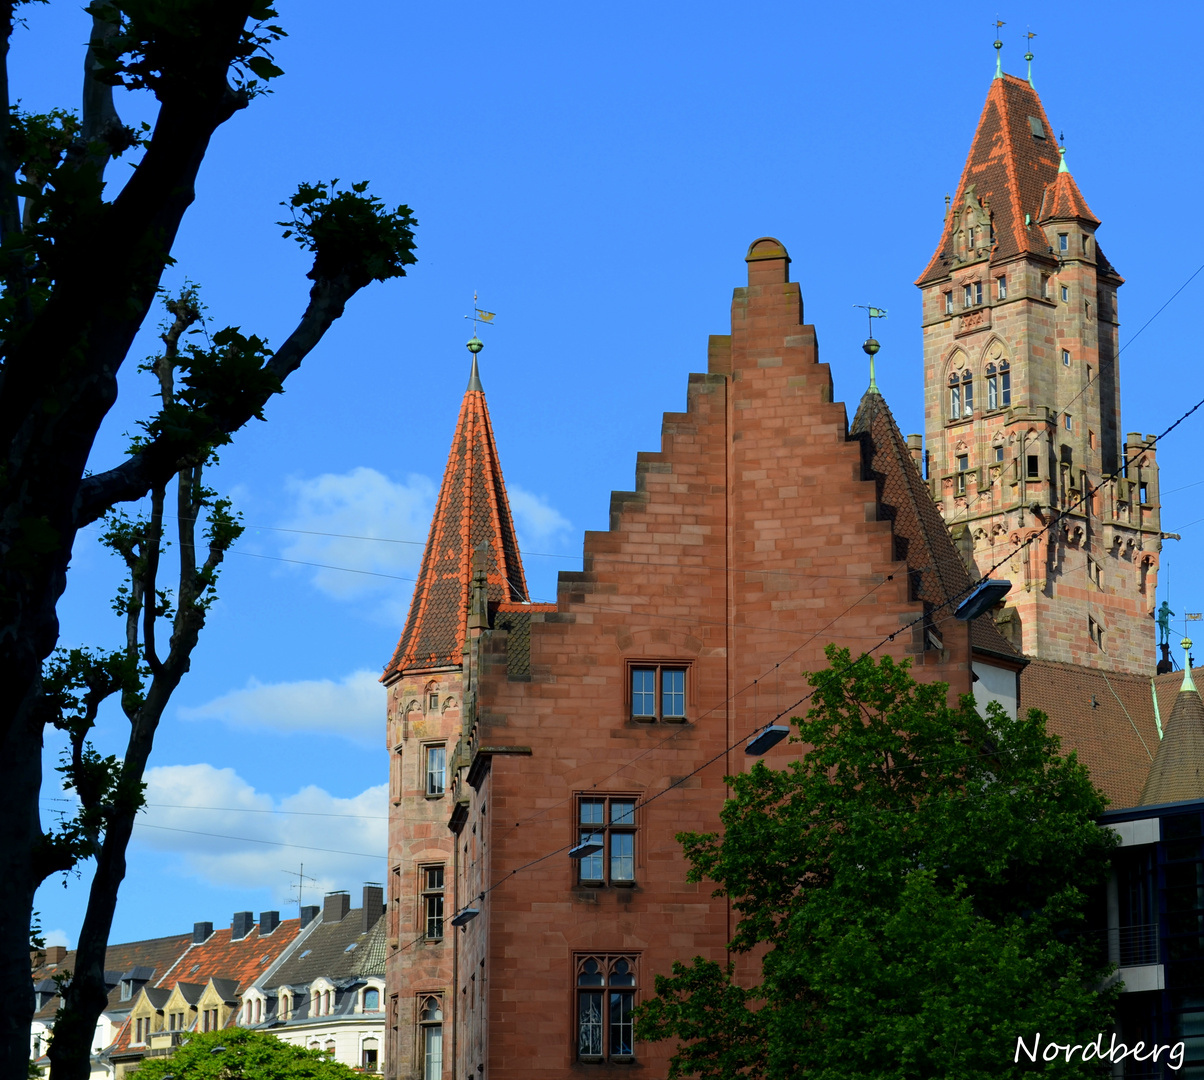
[382, 65, 1169, 1080]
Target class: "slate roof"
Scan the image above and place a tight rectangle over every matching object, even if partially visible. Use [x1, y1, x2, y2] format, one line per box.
[267, 907, 385, 990]
[155, 919, 302, 998]
[385, 356, 530, 676]
[849, 388, 1021, 662]
[29, 932, 192, 1022]
[1141, 672, 1204, 806]
[1020, 660, 1179, 808]
[916, 73, 1118, 285]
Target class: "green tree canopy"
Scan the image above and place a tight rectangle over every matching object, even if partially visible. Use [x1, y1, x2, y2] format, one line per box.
[636, 648, 1118, 1079]
[131, 1029, 362, 1080]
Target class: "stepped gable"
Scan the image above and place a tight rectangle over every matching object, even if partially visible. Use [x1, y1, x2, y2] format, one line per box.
[29, 931, 192, 1024]
[849, 389, 1019, 661]
[1141, 668, 1204, 806]
[155, 918, 302, 995]
[385, 355, 529, 676]
[916, 73, 1117, 284]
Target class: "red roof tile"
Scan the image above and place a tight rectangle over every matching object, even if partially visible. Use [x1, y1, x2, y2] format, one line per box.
[384, 361, 530, 676]
[917, 74, 1118, 285]
[1038, 167, 1099, 225]
[156, 921, 302, 998]
[1141, 674, 1204, 805]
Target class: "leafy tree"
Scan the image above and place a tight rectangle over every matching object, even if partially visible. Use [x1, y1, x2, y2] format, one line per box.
[0, 4, 416, 1078]
[636, 648, 1119, 1079]
[131, 1028, 362, 1080]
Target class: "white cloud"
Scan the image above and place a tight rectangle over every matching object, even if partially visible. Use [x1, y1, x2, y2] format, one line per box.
[508, 485, 572, 545]
[179, 670, 383, 745]
[43, 928, 70, 949]
[133, 764, 386, 902]
[279, 467, 435, 601]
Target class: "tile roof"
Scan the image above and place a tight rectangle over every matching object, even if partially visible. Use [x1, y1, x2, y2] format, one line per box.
[385, 358, 530, 677]
[266, 907, 385, 989]
[155, 919, 302, 998]
[29, 932, 193, 1022]
[1141, 673, 1204, 806]
[916, 73, 1118, 285]
[1020, 660, 1171, 808]
[1038, 167, 1099, 226]
[849, 389, 1020, 661]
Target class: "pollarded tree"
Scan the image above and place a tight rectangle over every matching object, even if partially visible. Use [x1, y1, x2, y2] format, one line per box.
[636, 648, 1119, 1079]
[0, 4, 416, 1079]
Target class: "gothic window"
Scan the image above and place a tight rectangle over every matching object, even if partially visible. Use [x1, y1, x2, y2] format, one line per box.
[986, 364, 997, 409]
[960, 370, 973, 417]
[576, 955, 638, 1062]
[419, 997, 443, 1080]
[577, 796, 637, 886]
[999, 361, 1011, 406]
[948, 373, 961, 420]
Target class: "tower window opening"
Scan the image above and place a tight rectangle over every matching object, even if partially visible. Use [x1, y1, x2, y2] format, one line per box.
[1000, 361, 1011, 406]
[967, 226, 974, 249]
[997, 275, 1007, 300]
[974, 282, 983, 306]
[944, 291, 953, 315]
[957, 455, 969, 472]
[1082, 234, 1090, 253]
[1085, 300, 1091, 319]
[1041, 275, 1051, 299]
[948, 373, 961, 420]
[1064, 413, 1073, 432]
[1062, 349, 1071, 367]
[960, 371, 973, 416]
[1026, 455, 1039, 480]
[995, 446, 1004, 463]
[1089, 430, 1096, 450]
[986, 364, 998, 410]
[963, 284, 972, 309]
[1061, 285, 1069, 302]
[1140, 482, 1149, 505]
[1058, 233, 1068, 251]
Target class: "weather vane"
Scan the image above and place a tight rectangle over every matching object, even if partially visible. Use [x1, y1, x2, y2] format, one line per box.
[853, 305, 888, 392]
[1024, 29, 1036, 86]
[464, 291, 496, 354]
[993, 19, 1005, 77]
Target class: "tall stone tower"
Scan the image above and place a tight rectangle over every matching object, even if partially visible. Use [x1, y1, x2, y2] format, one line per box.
[916, 65, 1161, 675]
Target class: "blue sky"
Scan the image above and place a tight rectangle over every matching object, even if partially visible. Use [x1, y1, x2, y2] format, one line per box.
[17, 2, 1202, 947]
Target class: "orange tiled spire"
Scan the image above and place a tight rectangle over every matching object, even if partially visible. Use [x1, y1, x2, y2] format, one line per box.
[1038, 151, 1100, 225]
[916, 74, 1115, 284]
[385, 350, 528, 676]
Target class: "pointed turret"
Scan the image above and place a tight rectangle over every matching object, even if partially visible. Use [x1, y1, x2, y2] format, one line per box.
[1141, 663, 1204, 805]
[1038, 152, 1101, 227]
[384, 344, 528, 676]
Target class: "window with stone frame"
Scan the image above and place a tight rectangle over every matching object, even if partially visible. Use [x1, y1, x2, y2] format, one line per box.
[577, 796, 637, 886]
[948, 372, 961, 419]
[418, 996, 443, 1080]
[629, 663, 688, 722]
[576, 955, 638, 1063]
[424, 744, 446, 797]
[944, 291, 953, 315]
[996, 275, 1007, 300]
[985, 360, 1011, 410]
[420, 865, 444, 940]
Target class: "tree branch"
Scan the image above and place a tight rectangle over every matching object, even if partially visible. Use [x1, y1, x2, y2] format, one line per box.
[0, 1, 20, 247]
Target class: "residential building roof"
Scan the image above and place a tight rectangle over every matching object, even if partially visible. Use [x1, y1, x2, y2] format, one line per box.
[384, 354, 530, 676]
[267, 906, 385, 989]
[849, 387, 1021, 662]
[916, 73, 1117, 285]
[155, 919, 302, 997]
[29, 932, 192, 1023]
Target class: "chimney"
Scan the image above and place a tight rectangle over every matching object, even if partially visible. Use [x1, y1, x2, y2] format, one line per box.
[259, 911, 280, 935]
[193, 922, 213, 944]
[906, 434, 924, 473]
[300, 905, 319, 928]
[362, 884, 384, 932]
[323, 890, 350, 924]
[231, 912, 254, 940]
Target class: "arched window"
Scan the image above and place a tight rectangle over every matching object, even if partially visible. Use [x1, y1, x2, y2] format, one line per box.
[960, 370, 973, 417]
[254, 998, 261, 1024]
[576, 955, 638, 1062]
[948, 372, 961, 420]
[419, 997, 443, 1080]
[364, 987, 380, 1012]
[998, 361, 1011, 407]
